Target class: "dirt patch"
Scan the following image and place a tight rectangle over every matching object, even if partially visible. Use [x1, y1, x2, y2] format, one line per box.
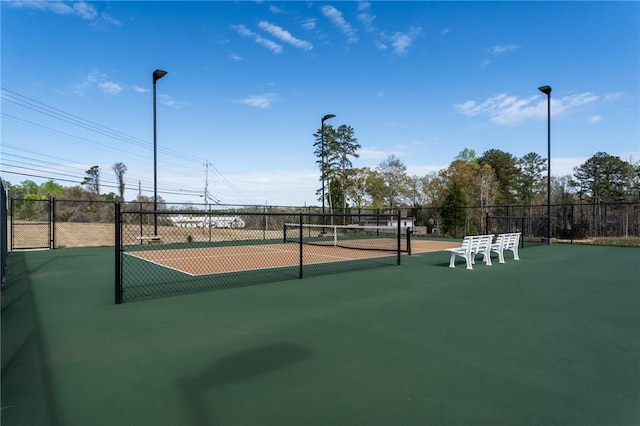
[55, 223, 115, 248]
[50, 223, 284, 248]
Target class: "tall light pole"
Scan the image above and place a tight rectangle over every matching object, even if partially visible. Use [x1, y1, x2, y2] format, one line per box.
[538, 85, 551, 245]
[153, 69, 167, 236]
[321, 114, 336, 230]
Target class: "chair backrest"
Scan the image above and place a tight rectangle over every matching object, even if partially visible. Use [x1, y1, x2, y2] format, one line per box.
[460, 236, 472, 250]
[503, 233, 520, 249]
[468, 234, 492, 252]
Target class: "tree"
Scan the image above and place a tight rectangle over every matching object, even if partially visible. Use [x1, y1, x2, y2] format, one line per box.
[439, 181, 467, 237]
[313, 123, 360, 216]
[82, 165, 100, 195]
[516, 152, 546, 206]
[376, 155, 410, 209]
[364, 169, 386, 209]
[112, 162, 127, 202]
[40, 180, 66, 198]
[571, 152, 634, 203]
[478, 149, 520, 205]
[346, 167, 371, 209]
[313, 124, 336, 210]
[21, 180, 39, 196]
[570, 152, 636, 238]
[438, 159, 496, 232]
[327, 124, 360, 215]
[455, 148, 477, 162]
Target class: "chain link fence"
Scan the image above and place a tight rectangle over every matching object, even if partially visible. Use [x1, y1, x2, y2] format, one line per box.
[5, 198, 640, 251]
[115, 208, 408, 303]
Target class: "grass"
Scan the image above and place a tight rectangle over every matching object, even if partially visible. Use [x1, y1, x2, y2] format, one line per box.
[558, 237, 640, 247]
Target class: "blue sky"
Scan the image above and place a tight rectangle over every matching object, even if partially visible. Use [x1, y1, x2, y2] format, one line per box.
[2, 1, 638, 206]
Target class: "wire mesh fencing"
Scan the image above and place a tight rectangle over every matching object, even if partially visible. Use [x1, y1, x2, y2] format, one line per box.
[115, 207, 409, 303]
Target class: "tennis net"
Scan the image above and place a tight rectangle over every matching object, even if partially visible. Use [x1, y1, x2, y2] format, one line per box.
[283, 223, 411, 254]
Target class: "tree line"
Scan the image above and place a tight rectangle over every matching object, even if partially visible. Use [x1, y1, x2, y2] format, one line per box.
[4, 123, 639, 230]
[313, 123, 639, 232]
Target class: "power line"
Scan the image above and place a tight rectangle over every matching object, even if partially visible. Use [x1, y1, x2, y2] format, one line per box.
[1, 87, 258, 203]
[1, 87, 204, 163]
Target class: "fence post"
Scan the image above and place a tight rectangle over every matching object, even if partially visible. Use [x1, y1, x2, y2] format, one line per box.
[396, 210, 401, 265]
[570, 204, 574, 244]
[9, 198, 13, 251]
[115, 202, 123, 304]
[298, 213, 303, 279]
[485, 212, 489, 235]
[50, 197, 56, 249]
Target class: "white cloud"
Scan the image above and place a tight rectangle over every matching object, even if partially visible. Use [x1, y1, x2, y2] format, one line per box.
[440, 28, 450, 35]
[9, 1, 120, 25]
[454, 92, 601, 125]
[235, 93, 279, 109]
[100, 13, 122, 27]
[133, 86, 148, 93]
[71, 1, 98, 20]
[72, 70, 123, 96]
[389, 27, 422, 56]
[97, 81, 122, 95]
[489, 44, 520, 55]
[231, 24, 283, 54]
[158, 94, 187, 109]
[588, 115, 603, 124]
[258, 21, 313, 50]
[302, 19, 316, 31]
[481, 43, 520, 68]
[357, 2, 375, 32]
[229, 53, 243, 61]
[321, 5, 358, 43]
[604, 92, 624, 102]
[268, 4, 285, 14]
[357, 147, 399, 161]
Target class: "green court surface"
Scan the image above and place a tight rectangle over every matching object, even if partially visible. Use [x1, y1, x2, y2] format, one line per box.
[2, 244, 639, 425]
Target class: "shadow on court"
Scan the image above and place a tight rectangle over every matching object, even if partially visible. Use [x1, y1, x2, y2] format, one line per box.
[180, 342, 312, 426]
[1, 252, 63, 426]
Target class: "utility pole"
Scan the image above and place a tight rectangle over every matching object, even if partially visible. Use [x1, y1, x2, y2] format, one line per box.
[204, 161, 210, 211]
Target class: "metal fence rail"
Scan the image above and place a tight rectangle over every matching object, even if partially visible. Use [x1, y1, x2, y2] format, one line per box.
[115, 207, 406, 303]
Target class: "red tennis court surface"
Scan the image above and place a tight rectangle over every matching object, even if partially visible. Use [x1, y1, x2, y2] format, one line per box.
[411, 239, 462, 253]
[126, 240, 460, 276]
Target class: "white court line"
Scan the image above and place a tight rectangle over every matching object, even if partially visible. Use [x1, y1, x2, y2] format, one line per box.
[124, 252, 197, 276]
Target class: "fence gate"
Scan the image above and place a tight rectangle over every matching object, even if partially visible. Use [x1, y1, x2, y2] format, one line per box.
[10, 198, 53, 250]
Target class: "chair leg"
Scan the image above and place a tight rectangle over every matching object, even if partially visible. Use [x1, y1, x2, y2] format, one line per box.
[465, 254, 473, 270]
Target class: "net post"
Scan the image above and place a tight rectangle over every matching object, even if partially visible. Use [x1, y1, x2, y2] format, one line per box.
[115, 202, 123, 304]
[298, 213, 303, 279]
[283, 221, 287, 243]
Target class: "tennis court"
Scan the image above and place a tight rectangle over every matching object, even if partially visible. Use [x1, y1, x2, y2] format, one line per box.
[2, 243, 639, 425]
[117, 216, 414, 302]
[127, 242, 399, 275]
[126, 237, 457, 276]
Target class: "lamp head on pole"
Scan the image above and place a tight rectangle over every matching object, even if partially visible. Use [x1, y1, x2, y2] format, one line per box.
[153, 69, 168, 83]
[538, 85, 552, 96]
[322, 114, 336, 124]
